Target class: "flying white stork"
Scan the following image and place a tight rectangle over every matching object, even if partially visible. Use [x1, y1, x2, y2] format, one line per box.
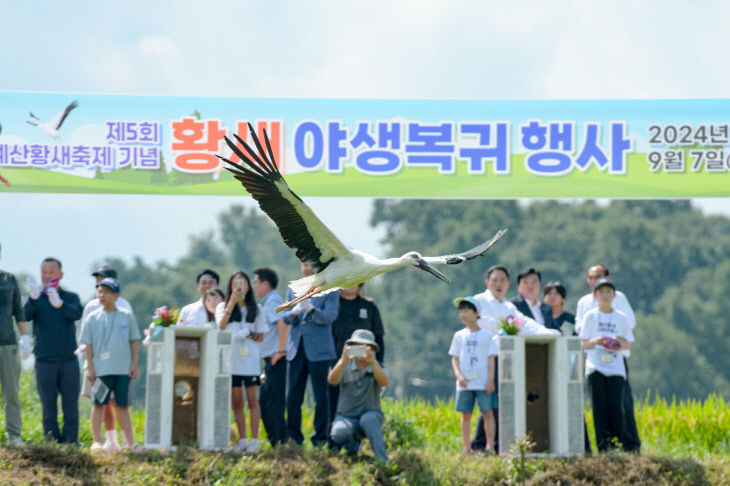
[26, 100, 79, 142]
[218, 123, 508, 312]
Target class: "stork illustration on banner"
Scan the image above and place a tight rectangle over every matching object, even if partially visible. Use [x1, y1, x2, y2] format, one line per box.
[26, 100, 79, 142]
[217, 123, 507, 312]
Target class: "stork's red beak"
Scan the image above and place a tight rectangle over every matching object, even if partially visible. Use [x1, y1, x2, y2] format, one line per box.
[416, 259, 450, 283]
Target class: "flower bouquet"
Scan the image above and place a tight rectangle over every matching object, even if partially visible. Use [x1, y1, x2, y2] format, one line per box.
[142, 306, 181, 345]
[498, 314, 524, 335]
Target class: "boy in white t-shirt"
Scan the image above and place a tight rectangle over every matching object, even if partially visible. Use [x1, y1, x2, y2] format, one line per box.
[449, 296, 499, 454]
[579, 278, 634, 452]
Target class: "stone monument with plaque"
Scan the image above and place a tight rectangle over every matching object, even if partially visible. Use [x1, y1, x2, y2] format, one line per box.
[498, 334, 584, 456]
[144, 326, 232, 450]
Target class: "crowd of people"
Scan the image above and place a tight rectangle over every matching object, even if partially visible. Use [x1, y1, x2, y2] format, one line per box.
[448, 265, 640, 455]
[0, 241, 640, 462]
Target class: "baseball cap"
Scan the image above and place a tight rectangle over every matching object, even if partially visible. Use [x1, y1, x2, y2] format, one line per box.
[593, 278, 615, 293]
[452, 296, 478, 308]
[92, 265, 117, 279]
[96, 277, 121, 293]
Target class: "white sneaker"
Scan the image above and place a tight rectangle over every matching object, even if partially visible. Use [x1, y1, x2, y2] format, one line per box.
[233, 439, 248, 454]
[90, 442, 105, 453]
[7, 436, 24, 447]
[246, 439, 259, 453]
[103, 440, 121, 453]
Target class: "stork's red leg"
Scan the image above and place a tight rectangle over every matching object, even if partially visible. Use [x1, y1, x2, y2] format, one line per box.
[274, 286, 323, 313]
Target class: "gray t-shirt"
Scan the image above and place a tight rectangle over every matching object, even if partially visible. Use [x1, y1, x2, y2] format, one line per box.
[336, 360, 387, 418]
[80, 306, 140, 376]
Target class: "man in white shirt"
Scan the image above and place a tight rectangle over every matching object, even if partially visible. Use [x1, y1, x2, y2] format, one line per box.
[473, 266, 560, 337]
[574, 264, 640, 454]
[470, 265, 559, 451]
[177, 269, 219, 328]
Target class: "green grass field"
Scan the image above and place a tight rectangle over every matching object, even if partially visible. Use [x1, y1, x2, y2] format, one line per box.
[2, 152, 729, 197]
[1, 370, 729, 484]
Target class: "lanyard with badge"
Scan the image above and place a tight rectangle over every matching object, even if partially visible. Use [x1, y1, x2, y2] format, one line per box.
[99, 310, 119, 362]
[599, 313, 618, 363]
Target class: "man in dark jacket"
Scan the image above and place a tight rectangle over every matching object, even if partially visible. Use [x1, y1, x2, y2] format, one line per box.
[511, 268, 558, 331]
[24, 257, 83, 443]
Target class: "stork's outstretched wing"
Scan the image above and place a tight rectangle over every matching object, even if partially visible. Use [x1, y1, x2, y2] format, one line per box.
[422, 228, 508, 265]
[49, 100, 78, 130]
[217, 123, 349, 272]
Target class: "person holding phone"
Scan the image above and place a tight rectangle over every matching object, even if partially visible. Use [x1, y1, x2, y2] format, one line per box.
[328, 329, 389, 463]
[216, 271, 266, 454]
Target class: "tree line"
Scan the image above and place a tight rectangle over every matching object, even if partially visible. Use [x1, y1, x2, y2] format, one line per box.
[95, 199, 729, 403]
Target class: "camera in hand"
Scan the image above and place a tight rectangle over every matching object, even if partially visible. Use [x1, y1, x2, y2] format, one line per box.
[346, 345, 367, 358]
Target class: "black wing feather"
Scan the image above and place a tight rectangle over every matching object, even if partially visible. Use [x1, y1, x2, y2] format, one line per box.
[434, 228, 508, 264]
[219, 129, 335, 271]
[56, 100, 78, 129]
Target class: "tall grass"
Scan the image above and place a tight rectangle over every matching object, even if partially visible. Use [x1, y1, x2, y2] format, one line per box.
[1, 369, 729, 459]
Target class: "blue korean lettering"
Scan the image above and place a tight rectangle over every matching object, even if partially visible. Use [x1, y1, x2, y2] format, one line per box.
[351, 122, 402, 175]
[405, 122, 455, 173]
[575, 123, 609, 170]
[29, 144, 50, 167]
[350, 122, 375, 149]
[294, 121, 324, 169]
[135, 147, 160, 169]
[378, 122, 401, 149]
[610, 122, 632, 174]
[138, 122, 161, 144]
[328, 121, 348, 173]
[71, 145, 91, 168]
[9, 145, 29, 166]
[51, 146, 71, 166]
[124, 122, 139, 143]
[524, 122, 574, 175]
[459, 122, 509, 174]
[106, 122, 122, 143]
[520, 120, 547, 150]
[356, 151, 400, 174]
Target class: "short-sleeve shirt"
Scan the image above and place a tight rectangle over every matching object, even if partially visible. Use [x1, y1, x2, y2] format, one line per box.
[579, 308, 634, 378]
[449, 327, 499, 391]
[178, 299, 212, 328]
[336, 360, 387, 418]
[80, 307, 140, 376]
[216, 302, 267, 376]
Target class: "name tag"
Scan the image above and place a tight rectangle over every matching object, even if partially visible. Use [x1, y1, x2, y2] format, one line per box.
[100, 352, 111, 361]
[600, 353, 613, 363]
[466, 370, 478, 380]
[238, 347, 250, 357]
[359, 308, 368, 319]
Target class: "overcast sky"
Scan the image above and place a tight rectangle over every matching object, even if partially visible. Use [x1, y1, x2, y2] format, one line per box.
[2, 1, 729, 300]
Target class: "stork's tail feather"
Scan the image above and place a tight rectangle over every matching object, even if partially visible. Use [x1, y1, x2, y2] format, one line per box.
[289, 275, 319, 298]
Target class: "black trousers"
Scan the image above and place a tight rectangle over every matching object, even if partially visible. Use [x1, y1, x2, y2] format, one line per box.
[260, 356, 288, 446]
[588, 372, 625, 452]
[621, 358, 641, 453]
[286, 343, 330, 445]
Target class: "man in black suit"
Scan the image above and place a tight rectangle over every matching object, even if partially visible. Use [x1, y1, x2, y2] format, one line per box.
[511, 268, 559, 331]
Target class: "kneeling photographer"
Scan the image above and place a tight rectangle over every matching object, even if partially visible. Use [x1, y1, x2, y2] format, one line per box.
[328, 329, 389, 462]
